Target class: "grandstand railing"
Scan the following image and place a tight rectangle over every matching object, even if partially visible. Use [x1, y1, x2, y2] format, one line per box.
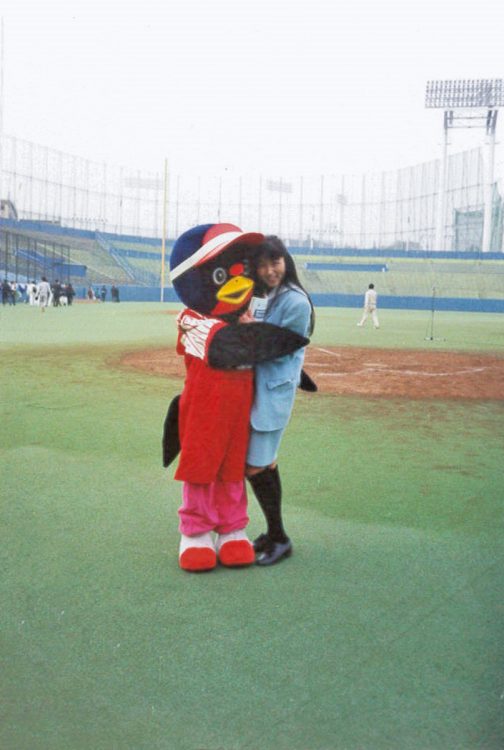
[96, 232, 159, 286]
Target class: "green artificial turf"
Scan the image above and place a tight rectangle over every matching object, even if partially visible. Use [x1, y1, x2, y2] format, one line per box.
[1, 303, 503, 749]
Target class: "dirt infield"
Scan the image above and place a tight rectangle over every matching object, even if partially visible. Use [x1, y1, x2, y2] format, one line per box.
[119, 346, 504, 400]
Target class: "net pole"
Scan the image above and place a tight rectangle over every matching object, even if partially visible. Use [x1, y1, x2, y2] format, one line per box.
[160, 158, 168, 302]
[434, 115, 448, 250]
[482, 112, 497, 252]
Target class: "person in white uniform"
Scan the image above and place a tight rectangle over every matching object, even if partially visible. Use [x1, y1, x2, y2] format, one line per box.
[357, 283, 379, 328]
[28, 281, 38, 305]
[36, 276, 51, 311]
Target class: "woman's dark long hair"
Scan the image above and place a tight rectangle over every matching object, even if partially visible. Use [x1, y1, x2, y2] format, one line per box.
[253, 235, 315, 335]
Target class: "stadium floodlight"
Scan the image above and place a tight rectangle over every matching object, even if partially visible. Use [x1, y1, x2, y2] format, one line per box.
[426, 79, 502, 253]
[425, 78, 504, 109]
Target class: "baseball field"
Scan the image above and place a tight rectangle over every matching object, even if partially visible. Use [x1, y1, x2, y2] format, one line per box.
[1, 301, 503, 750]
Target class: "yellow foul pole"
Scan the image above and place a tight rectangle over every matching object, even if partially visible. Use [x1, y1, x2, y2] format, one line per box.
[160, 158, 168, 302]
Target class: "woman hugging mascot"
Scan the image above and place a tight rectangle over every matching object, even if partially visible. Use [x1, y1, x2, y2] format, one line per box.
[163, 223, 309, 573]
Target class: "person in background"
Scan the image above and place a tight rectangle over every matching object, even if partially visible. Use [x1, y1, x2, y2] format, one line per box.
[246, 236, 315, 566]
[28, 280, 38, 305]
[59, 284, 68, 306]
[36, 276, 51, 312]
[2, 279, 11, 305]
[100, 285, 107, 302]
[66, 283, 75, 305]
[52, 279, 62, 307]
[357, 283, 380, 329]
[9, 280, 17, 305]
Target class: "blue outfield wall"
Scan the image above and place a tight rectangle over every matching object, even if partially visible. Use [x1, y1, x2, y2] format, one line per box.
[76, 286, 179, 303]
[310, 293, 504, 313]
[76, 285, 504, 312]
[119, 287, 179, 303]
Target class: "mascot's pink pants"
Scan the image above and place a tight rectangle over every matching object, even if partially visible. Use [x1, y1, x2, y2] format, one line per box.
[178, 480, 249, 536]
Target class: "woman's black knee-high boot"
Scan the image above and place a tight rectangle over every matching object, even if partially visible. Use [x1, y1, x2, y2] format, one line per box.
[247, 466, 288, 544]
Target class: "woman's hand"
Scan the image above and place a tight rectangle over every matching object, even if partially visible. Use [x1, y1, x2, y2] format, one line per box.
[238, 309, 255, 324]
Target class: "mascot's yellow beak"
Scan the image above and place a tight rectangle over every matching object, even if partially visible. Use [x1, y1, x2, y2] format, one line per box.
[216, 276, 254, 306]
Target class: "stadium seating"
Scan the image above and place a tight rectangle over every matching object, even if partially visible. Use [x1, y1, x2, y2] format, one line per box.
[2, 219, 503, 310]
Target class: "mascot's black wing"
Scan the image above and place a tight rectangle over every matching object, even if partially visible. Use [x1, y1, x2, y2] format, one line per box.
[162, 394, 181, 468]
[207, 322, 309, 369]
[162, 324, 312, 467]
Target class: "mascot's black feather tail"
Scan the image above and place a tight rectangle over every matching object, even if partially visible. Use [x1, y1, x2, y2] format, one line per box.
[162, 395, 181, 468]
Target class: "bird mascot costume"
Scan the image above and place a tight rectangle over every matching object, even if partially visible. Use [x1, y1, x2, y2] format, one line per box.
[163, 223, 309, 572]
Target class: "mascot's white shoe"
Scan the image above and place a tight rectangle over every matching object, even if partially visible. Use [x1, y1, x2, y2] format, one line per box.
[179, 532, 217, 572]
[216, 529, 255, 568]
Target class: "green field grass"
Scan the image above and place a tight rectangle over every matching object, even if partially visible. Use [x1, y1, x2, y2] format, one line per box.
[1, 303, 503, 750]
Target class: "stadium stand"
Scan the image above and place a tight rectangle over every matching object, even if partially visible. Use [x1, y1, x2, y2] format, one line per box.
[1, 219, 503, 310]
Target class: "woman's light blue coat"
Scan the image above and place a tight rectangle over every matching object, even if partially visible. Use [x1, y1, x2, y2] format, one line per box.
[250, 284, 311, 432]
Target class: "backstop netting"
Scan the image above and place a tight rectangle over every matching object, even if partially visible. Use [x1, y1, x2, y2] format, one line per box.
[0, 134, 502, 252]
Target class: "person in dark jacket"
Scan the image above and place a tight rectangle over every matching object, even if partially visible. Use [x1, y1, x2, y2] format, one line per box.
[66, 283, 75, 305]
[2, 279, 11, 305]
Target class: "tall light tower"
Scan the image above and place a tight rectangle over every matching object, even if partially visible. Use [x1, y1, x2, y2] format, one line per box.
[425, 78, 503, 252]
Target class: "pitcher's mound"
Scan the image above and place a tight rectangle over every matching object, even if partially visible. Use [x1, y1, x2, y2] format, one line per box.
[119, 346, 504, 400]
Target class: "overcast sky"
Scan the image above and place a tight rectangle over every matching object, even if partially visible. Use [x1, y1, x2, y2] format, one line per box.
[2, 0, 503, 178]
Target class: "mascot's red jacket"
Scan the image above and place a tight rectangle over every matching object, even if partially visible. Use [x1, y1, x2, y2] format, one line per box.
[175, 308, 253, 484]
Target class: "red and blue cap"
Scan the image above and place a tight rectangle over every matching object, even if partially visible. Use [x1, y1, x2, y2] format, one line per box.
[170, 223, 264, 283]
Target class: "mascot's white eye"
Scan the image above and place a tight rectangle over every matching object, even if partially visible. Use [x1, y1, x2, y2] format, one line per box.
[212, 267, 227, 285]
